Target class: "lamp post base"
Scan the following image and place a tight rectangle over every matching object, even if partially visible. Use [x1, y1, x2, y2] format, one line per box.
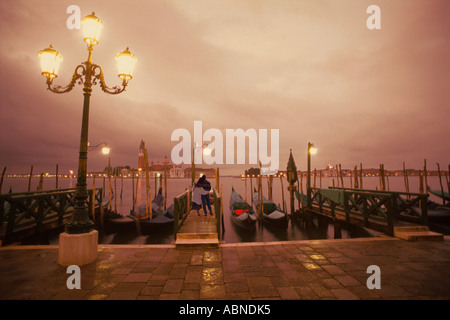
[58, 230, 98, 266]
[65, 206, 94, 234]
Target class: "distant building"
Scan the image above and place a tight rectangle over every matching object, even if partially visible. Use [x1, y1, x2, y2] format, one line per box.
[170, 165, 185, 178]
[137, 140, 186, 178]
[185, 167, 216, 179]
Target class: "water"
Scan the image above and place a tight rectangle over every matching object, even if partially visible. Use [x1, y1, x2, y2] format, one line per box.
[2, 175, 447, 244]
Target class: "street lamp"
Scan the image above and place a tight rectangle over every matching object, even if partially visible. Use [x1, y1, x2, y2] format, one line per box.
[307, 142, 317, 209]
[88, 141, 110, 155]
[192, 142, 211, 185]
[38, 12, 136, 234]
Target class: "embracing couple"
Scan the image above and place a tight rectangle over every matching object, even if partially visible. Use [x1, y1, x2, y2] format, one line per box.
[192, 175, 213, 216]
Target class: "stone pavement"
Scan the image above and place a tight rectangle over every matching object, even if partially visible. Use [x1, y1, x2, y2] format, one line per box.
[0, 236, 449, 301]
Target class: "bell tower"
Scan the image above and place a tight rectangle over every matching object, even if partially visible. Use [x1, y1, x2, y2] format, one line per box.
[138, 139, 145, 171]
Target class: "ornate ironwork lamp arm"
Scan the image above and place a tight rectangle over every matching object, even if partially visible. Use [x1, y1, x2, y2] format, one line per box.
[46, 64, 86, 94]
[92, 64, 127, 95]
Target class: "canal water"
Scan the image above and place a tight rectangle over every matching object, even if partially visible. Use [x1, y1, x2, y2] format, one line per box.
[2, 175, 447, 245]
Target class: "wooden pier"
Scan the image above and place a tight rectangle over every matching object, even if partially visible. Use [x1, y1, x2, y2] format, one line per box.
[300, 186, 443, 240]
[173, 188, 222, 248]
[0, 188, 103, 245]
[175, 211, 219, 247]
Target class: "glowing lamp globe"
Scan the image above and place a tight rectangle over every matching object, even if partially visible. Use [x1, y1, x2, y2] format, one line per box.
[81, 12, 103, 46]
[203, 147, 212, 156]
[101, 146, 110, 155]
[115, 47, 137, 82]
[38, 45, 63, 80]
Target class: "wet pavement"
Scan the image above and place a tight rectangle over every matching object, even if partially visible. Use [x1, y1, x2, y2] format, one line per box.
[0, 236, 449, 301]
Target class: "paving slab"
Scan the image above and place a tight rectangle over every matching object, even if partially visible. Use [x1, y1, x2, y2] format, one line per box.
[0, 236, 449, 301]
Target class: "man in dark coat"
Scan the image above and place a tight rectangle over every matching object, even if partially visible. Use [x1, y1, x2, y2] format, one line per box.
[195, 175, 213, 216]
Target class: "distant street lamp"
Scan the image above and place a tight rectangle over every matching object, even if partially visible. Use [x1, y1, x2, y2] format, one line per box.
[307, 142, 317, 209]
[38, 12, 136, 234]
[88, 141, 110, 155]
[192, 143, 211, 185]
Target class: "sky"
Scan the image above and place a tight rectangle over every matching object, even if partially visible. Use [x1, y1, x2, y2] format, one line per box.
[0, 0, 449, 176]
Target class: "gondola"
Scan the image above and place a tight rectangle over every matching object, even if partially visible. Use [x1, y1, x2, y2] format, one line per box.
[428, 186, 450, 203]
[229, 187, 257, 230]
[102, 195, 136, 234]
[129, 189, 174, 235]
[252, 188, 288, 228]
[138, 204, 174, 235]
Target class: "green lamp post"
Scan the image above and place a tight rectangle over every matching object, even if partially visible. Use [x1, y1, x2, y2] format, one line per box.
[38, 12, 137, 234]
[307, 142, 317, 209]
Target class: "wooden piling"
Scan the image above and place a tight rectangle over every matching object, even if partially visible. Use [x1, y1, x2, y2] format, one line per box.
[378, 164, 382, 190]
[220, 183, 225, 234]
[419, 170, 424, 194]
[0, 166, 6, 194]
[280, 174, 286, 213]
[259, 163, 263, 217]
[437, 163, 445, 205]
[387, 172, 390, 191]
[28, 165, 33, 192]
[419, 170, 425, 209]
[186, 185, 191, 215]
[144, 147, 152, 219]
[37, 173, 44, 191]
[446, 165, 450, 195]
[158, 174, 162, 196]
[379, 164, 386, 191]
[132, 169, 135, 212]
[268, 175, 273, 201]
[154, 173, 157, 197]
[114, 174, 117, 213]
[299, 170, 303, 208]
[424, 159, 428, 191]
[250, 175, 253, 206]
[244, 172, 247, 202]
[135, 173, 140, 206]
[108, 157, 113, 210]
[55, 164, 59, 189]
[120, 174, 123, 200]
[215, 168, 220, 191]
[164, 163, 167, 210]
[403, 161, 410, 197]
[92, 178, 96, 224]
[134, 171, 142, 234]
[220, 183, 224, 216]
[99, 178, 105, 232]
[359, 163, 363, 189]
[313, 168, 317, 189]
[297, 179, 302, 210]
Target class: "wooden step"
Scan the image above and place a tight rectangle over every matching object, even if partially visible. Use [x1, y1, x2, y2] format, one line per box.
[175, 237, 219, 248]
[394, 226, 429, 234]
[176, 233, 218, 240]
[175, 232, 219, 248]
[394, 229, 444, 241]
